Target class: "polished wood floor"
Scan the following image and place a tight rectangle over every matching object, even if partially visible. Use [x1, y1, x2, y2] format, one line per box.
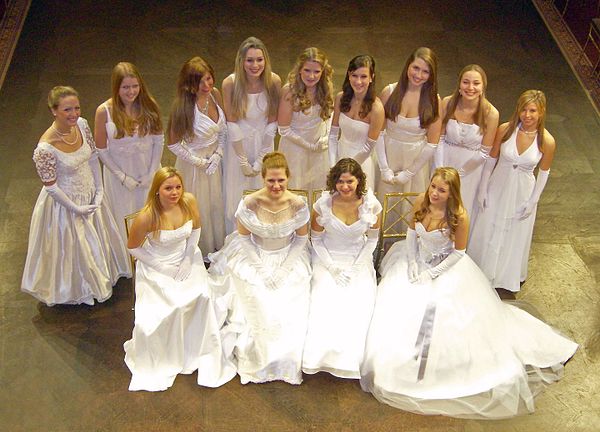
[1, 1, 599, 430]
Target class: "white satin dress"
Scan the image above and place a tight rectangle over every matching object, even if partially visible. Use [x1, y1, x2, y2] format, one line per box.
[338, 113, 375, 188]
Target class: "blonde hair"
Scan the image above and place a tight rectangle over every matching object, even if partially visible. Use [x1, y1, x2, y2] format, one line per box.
[502, 89, 547, 151]
[384, 47, 439, 128]
[143, 167, 195, 235]
[110, 62, 162, 138]
[48, 86, 78, 110]
[414, 167, 464, 240]
[286, 47, 334, 121]
[442, 64, 492, 135]
[231, 36, 279, 118]
[168, 57, 215, 144]
[261, 151, 290, 178]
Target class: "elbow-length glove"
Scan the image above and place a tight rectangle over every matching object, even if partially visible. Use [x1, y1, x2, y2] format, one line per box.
[336, 228, 379, 286]
[406, 227, 420, 282]
[45, 183, 98, 216]
[239, 233, 272, 284]
[139, 134, 164, 187]
[89, 151, 104, 206]
[168, 140, 208, 168]
[327, 125, 340, 167]
[253, 122, 277, 173]
[206, 126, 226, 175]
[128, 245, 178, 278]
[278, 125, 312, 150]
[417, 249, 465, 284]
[476, 156, 497, 210]
[433, 135, 445, 168]
[394, 142, 437, 185]
[311, 229, 344, 281]
[458, 145, 491, 177]
[515, 169, 549, 220]
[271, 233, 309, 287]
[98, 147, 140, 191]
[175, 228, 201, 281]
[228, 121, 255, 177]
[353, 137, 377, 165]
[375, 132, 394, 183]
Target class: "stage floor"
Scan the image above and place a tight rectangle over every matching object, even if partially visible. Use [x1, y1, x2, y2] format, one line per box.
[0, 1, 599, 430]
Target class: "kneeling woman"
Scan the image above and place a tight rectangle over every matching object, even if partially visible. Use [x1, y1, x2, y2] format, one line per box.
[302, 158, 381, 378]
[210, 152, 311, 385]
[360, 167, 577, 419]
[124, 167, 235, 391]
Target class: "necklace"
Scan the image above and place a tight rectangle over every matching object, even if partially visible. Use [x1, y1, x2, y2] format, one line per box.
[52, 123, 78, 146]
[519, 125, 537, 135]
[198, 97, 210, 115]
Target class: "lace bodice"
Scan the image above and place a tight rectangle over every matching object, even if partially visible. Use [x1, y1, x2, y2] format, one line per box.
[315, 189, 381, 253]
[415, 222, 454, 268]
[32, 118, 96, 198]
[496, 125, 542, 174]
[444, 119, 482, 151]
[339, 113, 369, 152]
[145, 220, 193, 265]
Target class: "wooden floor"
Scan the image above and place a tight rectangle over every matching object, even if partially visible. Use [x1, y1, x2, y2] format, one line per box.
[1, 1, 599, 430]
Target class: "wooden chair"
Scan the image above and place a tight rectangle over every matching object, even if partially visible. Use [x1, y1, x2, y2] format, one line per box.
[124, 211, 140, 311]
[376, 192, 420, 270]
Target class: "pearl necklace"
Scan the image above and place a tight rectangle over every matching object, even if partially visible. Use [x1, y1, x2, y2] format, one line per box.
[52, 123, 78, 146]
[518, 125, 537, 135]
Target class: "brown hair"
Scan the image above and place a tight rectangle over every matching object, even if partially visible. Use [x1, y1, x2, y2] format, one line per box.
[502, 89, 547, 151]
[340, 55, 376, 119]
[326, 158, 367, 197]
[261, 151, 290, 178]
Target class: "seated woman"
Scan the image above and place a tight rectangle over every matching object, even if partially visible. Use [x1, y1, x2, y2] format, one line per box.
[209, 152, 311, 385]
[124, 167, 236, 392]
[302, 158, 381, 379]
[360, 167, 577, 419]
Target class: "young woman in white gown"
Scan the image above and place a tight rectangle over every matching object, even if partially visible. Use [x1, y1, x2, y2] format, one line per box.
[328, 55, 384, 189]
[376, 47, 442, 197]
[278, 47, 334, 194]
[222, 37, 281, 234]
[436, 64, 499, 221]
[360, 167, 577, 419]
[22, 86, 129, 305]
[209, 152, 311, 385]
[469, 90, 555, 293]
[168, 57, 226, 256]
[302, 158, 381, 378]
[94, 62, 163, 256]
[124, 167, 236, 392]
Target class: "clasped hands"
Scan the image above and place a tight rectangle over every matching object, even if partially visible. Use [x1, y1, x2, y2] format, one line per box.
[381, 168, 414, 185]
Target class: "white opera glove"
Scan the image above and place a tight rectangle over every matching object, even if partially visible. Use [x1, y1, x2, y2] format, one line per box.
[279, 125, 312, 150]
[168, 141, 208, 168]
[128, 246, 178, 278]
[338, 228, 379, 285]
[476, 156, 497, 210]
[313, 133, 329, 152]
[239, 233, 272, 285]
[396, 142, 437, 184]
[420, 249, 465, 281]
[353, 137, 377, 164]
[253, 122, 277, 173]
[393, 169, 415, 185]
[228, 121, 256, 177]
[406, 228, 419, 283]
[89, 151, 104, 206]
[98, 147, 140, 191]
[45, 183, 98, 216]
[433, 135, 445, 168]
[375, 133, 394, 184]
[328, 125, 340, 167]
[272, 233, 309, 287]
[175, 227, 201, 281]
[515, 169, 549, 220]
[139, 134, 164, 187]
[311, 229, 343, 279]
[205, 151, 222, 175]
[458, 145, 491, 177]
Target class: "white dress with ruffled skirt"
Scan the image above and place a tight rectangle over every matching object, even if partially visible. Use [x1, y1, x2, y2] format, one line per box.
[360, 222, 577, 419]
[302, 189, 381, 378]
[123, 220, 236, 391]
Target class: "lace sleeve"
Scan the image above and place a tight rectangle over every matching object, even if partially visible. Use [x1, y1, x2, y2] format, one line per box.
[79, 118, 97, 152]
[33, 145, 57, 183]
[291, 195, 310, 227]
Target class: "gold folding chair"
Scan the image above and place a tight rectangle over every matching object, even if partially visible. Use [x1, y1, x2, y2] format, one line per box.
[376, 192, 420, 270]
[124, 211, 141, 311]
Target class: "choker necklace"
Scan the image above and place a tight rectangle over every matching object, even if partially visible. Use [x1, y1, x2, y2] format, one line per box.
[52, 123, 78, 146]
[198, 97, 210, 115]
[519, 125, 537, 135]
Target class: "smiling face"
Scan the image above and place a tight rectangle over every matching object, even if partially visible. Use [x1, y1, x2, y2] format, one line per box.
[428, 175, 450, 206]
[52, 95, 81, 129]
[158, 175, 183, 208]
[118, 76, 140, 106]
[244, 48, 265, 78]
[335, 172, 359, 199]
[459, 70, 483, 101]
[519, 102, 541, 130]
[300, 60, 323, 89]
[407, 57, 430, 88]
[348, 66, 372, 96]
[197, 72, 214, 96]
[263, 167, 288, 197]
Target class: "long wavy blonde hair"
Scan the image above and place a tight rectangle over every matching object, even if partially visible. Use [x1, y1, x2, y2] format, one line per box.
[502, 89, 547, 151]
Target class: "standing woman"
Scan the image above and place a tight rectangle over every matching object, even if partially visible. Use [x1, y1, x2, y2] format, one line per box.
[302, 158, 381, 379]
[376, 47, 441, 198]
[222, 36, 282, 234]
[328, 55, 384, 189]
[436, 64, 499, 220]
[168, 57, 227, 256]
[469, 90, 555, 293]
[22, 86, 129, 305]
[94, 62, 163, 249]
[278, 47, 334, 193]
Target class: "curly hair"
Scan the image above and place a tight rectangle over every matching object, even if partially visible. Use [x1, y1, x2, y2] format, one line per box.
[326, 158, 367, 197]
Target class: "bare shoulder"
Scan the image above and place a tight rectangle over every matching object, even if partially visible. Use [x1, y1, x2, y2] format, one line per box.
[497, 122, 510, 134]
[133, 208, 152, 229]
[457, 207, 470, 226]
[542, 129, 556, 150]
[211, 88, 223, 105]
[222, 74, 234, 91]
[335, 91, 343, 103]
[486, 102, 499, 121]
[280, 83, 293, 101]
[95, 100, 110, 118]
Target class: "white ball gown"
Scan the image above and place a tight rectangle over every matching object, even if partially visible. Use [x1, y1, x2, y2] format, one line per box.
[21, 118, 129, 305]
[278, 104, 329, 193]
[360, 222, 578, 419]
[171, 100, 226, 255]
[123, 220, 236, 391]
[209, 194, 311, 384]
[101, 102, 163, 254]
[302, 189, 381, 378]
[336, 113, 375, 189]
[468, 127, 542, 292]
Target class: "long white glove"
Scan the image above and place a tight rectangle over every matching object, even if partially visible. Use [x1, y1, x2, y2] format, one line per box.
[476, 156, 497, 210]
[406, 227, 420, 283]
[328, 125, 340, 167]
[89, 151, 104, 206]
[128, 246, 178, 278]
[98, 147, 140, 191]
[336, 228, 379, 286]
[458, 145, 491, 177]
[175, 227, 201, 281]
[353, 137, 377, 164]
[139, 134, 164, 187]
[375, 132, 394, 184]
[253, 121, 277, 173]
[433, 135, 445, 168]
[394, 142, 437, 185]
[206, 124, 226, 175]
[271, 233, 309, 286]
[516, 169, 549, 220]
[314, 133, 329, 151]
[418, 249, 465, 283]
[279, 125, 312, 150]
[45, 183, 98, 216]
[311, 229, 344, 280]
[239, 233, 273, 286]
[168, 141, 208, 168]
[228, 121, 255, 177]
